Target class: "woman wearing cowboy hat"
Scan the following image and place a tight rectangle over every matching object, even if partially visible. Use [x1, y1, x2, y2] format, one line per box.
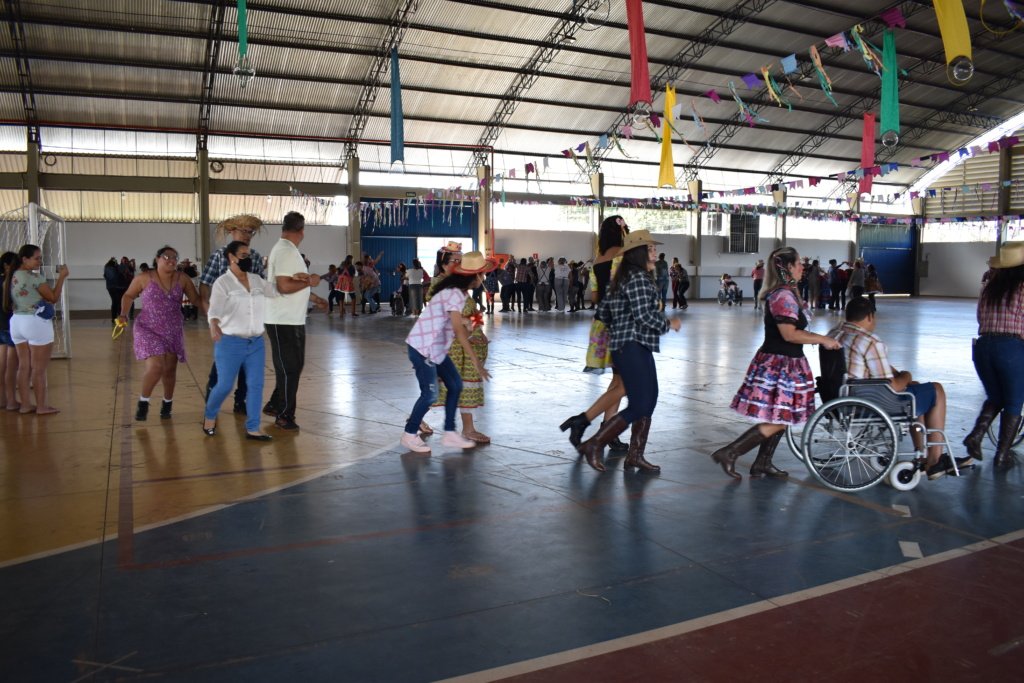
[963, 241, 1024, 470]
[577, 230, 681, 473]
[401, 251, 495, 455]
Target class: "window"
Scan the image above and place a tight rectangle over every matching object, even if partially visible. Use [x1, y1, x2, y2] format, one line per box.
[729, 214, 759, 253]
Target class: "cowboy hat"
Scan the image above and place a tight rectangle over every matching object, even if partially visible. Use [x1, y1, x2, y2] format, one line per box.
[989, 241, 1024, 269]
[454, 251, 497, 275]
[442, 240, 463, 253]
[621, 229, 662, 252]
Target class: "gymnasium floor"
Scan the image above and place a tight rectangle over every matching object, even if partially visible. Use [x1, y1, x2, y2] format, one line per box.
[2, 297, 1023, 682]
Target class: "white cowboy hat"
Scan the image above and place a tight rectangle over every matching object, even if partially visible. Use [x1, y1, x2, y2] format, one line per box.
[454, 251, 497, 274]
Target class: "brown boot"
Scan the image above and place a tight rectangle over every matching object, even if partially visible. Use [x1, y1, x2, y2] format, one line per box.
[749, 431, 787, 478]
[578, 415, 628, 472]
[994, 412, 1022, 471]
[963, 400, 999, 462]
[710, 426, 767, 480]
[624, 417, 659, 472]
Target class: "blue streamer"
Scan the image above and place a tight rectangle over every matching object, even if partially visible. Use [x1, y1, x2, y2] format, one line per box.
[390, 48, 404, 167]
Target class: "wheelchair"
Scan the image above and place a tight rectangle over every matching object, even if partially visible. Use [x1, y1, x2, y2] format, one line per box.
[717, 284, 743, 306]
[784, 348, 962, 492]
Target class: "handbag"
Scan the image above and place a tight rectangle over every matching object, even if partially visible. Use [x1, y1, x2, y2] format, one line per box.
[34, 301, 55, 320]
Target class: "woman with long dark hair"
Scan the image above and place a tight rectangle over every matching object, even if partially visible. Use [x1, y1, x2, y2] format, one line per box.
[119, 245, 202, 421]
[576, 230, 680, 472]
[963, 242, 1024, 470]
[0, 251, 21, 410]
[9, 244, 69, 414]
[709, 246, 840, 480]
[560, 215, 630, 452]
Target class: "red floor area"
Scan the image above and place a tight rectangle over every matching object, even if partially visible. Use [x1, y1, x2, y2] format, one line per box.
[505, 541, 1024, 682]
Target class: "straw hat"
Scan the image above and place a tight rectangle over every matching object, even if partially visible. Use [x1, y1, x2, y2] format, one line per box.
[988, 241, 1024, 269]
[621, 229, 662, 252]
[217, 214, 263, 240]
[454, 251, 497, 274]
[442, 240, 463, 253]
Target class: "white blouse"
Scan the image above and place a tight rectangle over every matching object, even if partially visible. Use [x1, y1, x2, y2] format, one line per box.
[207, 270, 279, 338]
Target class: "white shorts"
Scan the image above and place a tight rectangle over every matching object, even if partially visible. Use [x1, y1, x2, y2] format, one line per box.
[10, 313, 54, 346]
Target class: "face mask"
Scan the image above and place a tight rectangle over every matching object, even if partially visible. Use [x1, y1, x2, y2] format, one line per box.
[237, 256, 253, 273]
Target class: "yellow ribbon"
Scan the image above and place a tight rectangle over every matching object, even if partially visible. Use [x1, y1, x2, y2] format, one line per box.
[112, 319, 127, 340]
[658, 85, 677, 188]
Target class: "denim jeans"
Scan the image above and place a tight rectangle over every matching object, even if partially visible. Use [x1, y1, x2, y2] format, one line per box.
[364, 285, 381, 312]
[973, 335, 1024, 415]
[610, 341, 659, 423]
[205, 334, 266, 432]
[405, 345, 462, 433]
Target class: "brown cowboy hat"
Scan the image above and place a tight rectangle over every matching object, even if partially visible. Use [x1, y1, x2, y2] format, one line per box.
[989, 241, 1024, 269]
[621, 229, 662, 251]
[454, 251, 497, 274]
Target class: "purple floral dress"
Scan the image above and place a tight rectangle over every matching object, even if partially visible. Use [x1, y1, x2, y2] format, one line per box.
[133, 277, 186, 362]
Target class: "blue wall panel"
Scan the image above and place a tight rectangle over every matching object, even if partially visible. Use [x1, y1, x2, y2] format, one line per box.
[361, 198, 476, 239]
[858, 223, 915, 295]
[362, 236, 416, 301]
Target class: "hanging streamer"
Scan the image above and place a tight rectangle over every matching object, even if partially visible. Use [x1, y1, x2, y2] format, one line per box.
[859, 112, 876, 195]
[934, 0, 974, 83]
[389, 48, 405, 170]
[761, 67, 792, 111]
[611, 133, 634, 159]
[728, 81, 766, 127]
[809, 46, 839, 107]
[850, 24, 884, 75]
[658, 85, 676, 188]
[690, 100, 706, 134]
[625, 0, 652, 108]
[879, 30, 900, 148]
[237, 0, 248, 57]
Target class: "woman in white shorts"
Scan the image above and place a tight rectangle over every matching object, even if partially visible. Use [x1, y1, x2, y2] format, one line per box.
[9, 244, 68, 415]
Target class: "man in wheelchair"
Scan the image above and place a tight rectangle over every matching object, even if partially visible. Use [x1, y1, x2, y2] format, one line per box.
[829, 298, 969, 480]
[718, 274, 742, 305]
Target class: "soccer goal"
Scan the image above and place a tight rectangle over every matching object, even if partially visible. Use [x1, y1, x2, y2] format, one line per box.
[0, 202, 71, 358]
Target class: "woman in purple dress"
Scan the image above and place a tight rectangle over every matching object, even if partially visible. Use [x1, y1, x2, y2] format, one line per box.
[709, 246, 840, 480]
[118, 245, 202, 421]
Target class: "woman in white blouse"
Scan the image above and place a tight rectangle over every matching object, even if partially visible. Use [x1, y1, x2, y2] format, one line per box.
[203, 240, 305, 440]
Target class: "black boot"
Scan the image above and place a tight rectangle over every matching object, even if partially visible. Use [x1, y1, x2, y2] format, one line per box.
[710, 426, 767, 480]
[135, 400, 149, 421]
[963, 400, 999, 462]
[160, 399, 173, 419]
[578, 416, 628, 472]
[994, 412, 1022, 471]
[559, 412, 591, 452]
[749, 431, 787, 478]
[624, 416, 659, 472]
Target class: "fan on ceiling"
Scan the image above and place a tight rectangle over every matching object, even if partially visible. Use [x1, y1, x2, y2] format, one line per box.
[573, 0, 611, 31]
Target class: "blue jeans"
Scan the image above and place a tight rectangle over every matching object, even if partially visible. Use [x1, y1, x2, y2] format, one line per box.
[205, 334, 266, 432]
[973, 335, 1024, 415]
[610, 341, 659, 423]
[657, 278, 669, 306]
[405, 345, 461, 434]
[365, 285, 381, 312]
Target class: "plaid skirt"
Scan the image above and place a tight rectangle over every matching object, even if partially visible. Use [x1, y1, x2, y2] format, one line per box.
[730, 351, 815, 425]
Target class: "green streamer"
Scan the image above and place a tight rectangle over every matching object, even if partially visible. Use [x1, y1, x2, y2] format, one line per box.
[880, 29, 899, 139]
[238, 0, 248, 57]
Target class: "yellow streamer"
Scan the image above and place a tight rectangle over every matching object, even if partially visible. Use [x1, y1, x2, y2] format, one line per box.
[760, 67, 785, 107]
[934, 0, 973, 81]
[658, 85, 676, 188]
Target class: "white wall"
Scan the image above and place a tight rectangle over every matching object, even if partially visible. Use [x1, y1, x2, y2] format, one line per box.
[62, 221, 348, 312]
[919, 241, 990, 297]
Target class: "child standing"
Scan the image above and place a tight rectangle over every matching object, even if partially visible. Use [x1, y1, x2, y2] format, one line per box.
[401, 251, 496, 454]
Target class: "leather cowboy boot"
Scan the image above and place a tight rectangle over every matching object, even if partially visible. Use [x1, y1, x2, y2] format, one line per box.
[605, 422, 630, 453]
[710, 426, 767, 480]
[994, 412, 1022, 471]
[559, 412, 591, 452]
[578, 415, 628, 472]
[624, 416, 659, 472]
[749, 431, 787, 478]
[963, 400, 999, 462]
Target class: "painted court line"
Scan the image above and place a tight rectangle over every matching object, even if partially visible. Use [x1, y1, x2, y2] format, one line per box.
[437, 530, 1024, 683]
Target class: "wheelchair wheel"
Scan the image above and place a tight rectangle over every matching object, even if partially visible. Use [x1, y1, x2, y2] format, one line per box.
[986, 419, 1024, 448]
[801, 397, 899, 492]
[888, 461, 922, 491]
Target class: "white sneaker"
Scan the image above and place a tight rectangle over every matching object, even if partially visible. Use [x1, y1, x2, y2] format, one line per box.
[400, 432, 431, 454]
[441, 431, 476, 449]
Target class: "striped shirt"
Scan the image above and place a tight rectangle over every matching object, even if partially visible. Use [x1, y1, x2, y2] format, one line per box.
[597, 270, 669, 352]
[977, 283, 1024, 337]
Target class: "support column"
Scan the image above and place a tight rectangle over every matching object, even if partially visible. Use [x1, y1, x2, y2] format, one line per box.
[198, 148, 211, 261]
[848, 192, 861, 263]
[773, 188, 787, 246]
[26, 137, 40, 206]
[911, 196, 925, 297]
[477, 165, 492, 255]
[347, 156, 361, 259]
[590, 172, 604, 230]
[996, 146, 1012, 248]
[687, 179, 702, 298]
